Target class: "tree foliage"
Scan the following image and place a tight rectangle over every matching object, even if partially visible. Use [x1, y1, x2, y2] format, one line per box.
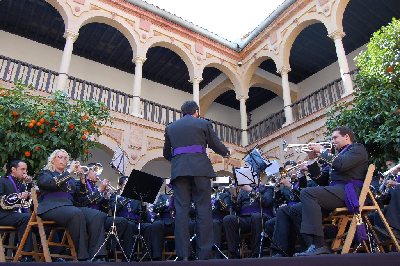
[326, 18, 400, 167]
[0, 82, 111, 175]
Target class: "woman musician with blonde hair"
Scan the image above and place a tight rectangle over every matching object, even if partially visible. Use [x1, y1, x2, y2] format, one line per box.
[37, 149, 107, 261]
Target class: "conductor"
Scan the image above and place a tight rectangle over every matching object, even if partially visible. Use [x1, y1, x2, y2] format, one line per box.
[163, 101, 230, 260]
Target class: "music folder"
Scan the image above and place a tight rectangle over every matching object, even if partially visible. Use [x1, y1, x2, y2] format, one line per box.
[121, 169, 163, 204]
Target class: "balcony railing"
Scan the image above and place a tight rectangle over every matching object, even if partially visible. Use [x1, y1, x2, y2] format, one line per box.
[0, 55, 241, 144]
[0, 55, 58, 92]
[247, 110, 285, 144]
[0, 54, 356, 146]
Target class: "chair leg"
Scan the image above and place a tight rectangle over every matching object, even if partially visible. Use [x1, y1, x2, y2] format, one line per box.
[331, 215, 350, 251]
[36, 218, 52, 262]
[341, 216, 357, 254]
[13, 223, 33, 262]
[0, 235, 5, 262]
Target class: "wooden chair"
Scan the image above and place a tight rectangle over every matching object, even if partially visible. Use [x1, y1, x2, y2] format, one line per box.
[240, 232, 253, 258]
[0, 226, 17, 262]
[13, 188, 77, 262]
[162, 235, 176, 260]
[326, 164, 400, 254]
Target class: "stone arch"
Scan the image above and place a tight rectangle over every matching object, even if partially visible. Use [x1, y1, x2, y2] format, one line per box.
[200, 79, 234, 115]
[201, 58, 241, 95]
[242, 49, 278, 91]
[332, 0, 351, 33]
[279, 13, 332, 69]
[142, 36, 196, 81]
[74, 12, 139, 56]
[45, 0, 69, 31]
[134, 148, 164, 172]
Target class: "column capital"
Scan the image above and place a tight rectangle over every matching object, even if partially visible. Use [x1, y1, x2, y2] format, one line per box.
[63, 30, 79, 42]
[278, 66, 291, 75]
[328, 30, 346, 40]
[191, 77, 203, 84]
[133, 56, 146, 65]
[237, 95, 249, 101]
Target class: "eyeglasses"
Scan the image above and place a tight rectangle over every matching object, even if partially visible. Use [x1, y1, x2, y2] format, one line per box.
[56, 155, 69, 161]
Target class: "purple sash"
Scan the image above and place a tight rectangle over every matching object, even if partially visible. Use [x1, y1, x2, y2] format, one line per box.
[330, 179, 367, 242]
[172, 145, 206, 156]
[240, 206, 273, 217]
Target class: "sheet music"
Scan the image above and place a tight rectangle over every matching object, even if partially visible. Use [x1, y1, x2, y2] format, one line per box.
[265, 160, 280, 176]
[111, 146, 128, 175]
[234, 166, 258, 185]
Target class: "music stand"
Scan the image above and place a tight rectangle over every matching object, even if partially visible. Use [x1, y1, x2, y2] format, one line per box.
[122, 169, 163, 262]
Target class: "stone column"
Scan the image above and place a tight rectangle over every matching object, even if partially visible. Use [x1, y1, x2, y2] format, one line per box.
[329, 30, 354, 97]
[131, 56, 146, 117]
[192, 77, 202, 105]
[238, 95, 249, 146]
[278, 66, 294, 125]
[56, 30, 78, 91]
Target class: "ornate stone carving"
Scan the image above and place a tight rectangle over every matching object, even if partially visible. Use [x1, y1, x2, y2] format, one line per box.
[328, 30, 346, 40]
[127, 126, 144, 150]
[266, 146, 280, 160]
[101, 127, 122, 145]
[147, 137, 164, 151]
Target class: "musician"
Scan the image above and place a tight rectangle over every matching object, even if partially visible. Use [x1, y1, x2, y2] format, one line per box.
[163, 100, 230, 260]
[148, 192, 175, 260]
[373, 159, 400, 239]
[211, 186, 231, 258]
[223, 182, 274, 258]
[268, 155, 330, 257]
[74, 163, 133, 259]
[0, 160, 33, 261]
[36, 149, 107, 261]
[110, 176, 152, 260]
[295, 126, 368, 256]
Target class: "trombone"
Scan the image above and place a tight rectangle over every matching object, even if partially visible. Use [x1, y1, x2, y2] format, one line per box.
[282, 140, 332, 153]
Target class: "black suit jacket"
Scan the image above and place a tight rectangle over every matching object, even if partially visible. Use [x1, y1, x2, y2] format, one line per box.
[0, 176, 28, 220]
[320, 143, 369, 183]
[36, 170, 85, 215]
[163, 115, 229, 179]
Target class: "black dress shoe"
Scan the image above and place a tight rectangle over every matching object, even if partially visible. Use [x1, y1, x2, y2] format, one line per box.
[294, 245, 331, 256]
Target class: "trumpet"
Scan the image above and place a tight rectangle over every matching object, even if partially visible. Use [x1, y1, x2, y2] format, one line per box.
[95, 176, 118, 192]
[283, 140, 332, 153]
[67, 162, 103, 175]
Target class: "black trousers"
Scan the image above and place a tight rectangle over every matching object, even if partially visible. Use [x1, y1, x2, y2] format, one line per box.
[300, 186, 346, 237]
[271, 203, 302, 256]
[223, 213, 265, 256]
[150, 220, 174, 259]
[40, 206, 107, 260]
[172, 176, 213, 259]
[0, 212, 32, 252]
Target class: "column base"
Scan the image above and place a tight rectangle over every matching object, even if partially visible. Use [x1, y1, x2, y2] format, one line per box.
[340, 91, 353, 98]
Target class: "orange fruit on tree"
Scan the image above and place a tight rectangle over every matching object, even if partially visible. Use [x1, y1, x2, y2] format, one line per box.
[11, 111, 19, 117]
[38, 129, 44, 134]
[69, 124, 75, 130]
[28, 123, 34, 128]
[36, 122, 42, 127]
[81, 135, 87, 140]
[39, 118, 45, 123]
[35, 146, 41, 151]
[50, 111, 56, 116]
[38, 111, 44, 116]
[24, 151, 31, 157]
[387, 66, 394, 73]
[54, 120, 59, 126]
[30, 119, 36, 124]
[51, 127, 57, 132]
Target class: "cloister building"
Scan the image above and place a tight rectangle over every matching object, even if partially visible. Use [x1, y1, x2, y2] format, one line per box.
[0, 0, 399, 185]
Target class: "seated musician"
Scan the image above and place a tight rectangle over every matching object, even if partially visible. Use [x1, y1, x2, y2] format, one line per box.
[295, 126, 368, 256]
[110, 176, 152, 260]
[372, 159, 400, 239]
[268, 155, 329, 257]
[211, 186, 231, 258]
[150, 191, 175, 260]
[0, 160, 33, 262]
[223, 180, 274, 258]
[74, 163, 133, 260]
[36, 149, 107, 261]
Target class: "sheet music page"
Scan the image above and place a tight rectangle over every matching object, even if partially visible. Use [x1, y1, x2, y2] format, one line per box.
[234, 167, 258, 185]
